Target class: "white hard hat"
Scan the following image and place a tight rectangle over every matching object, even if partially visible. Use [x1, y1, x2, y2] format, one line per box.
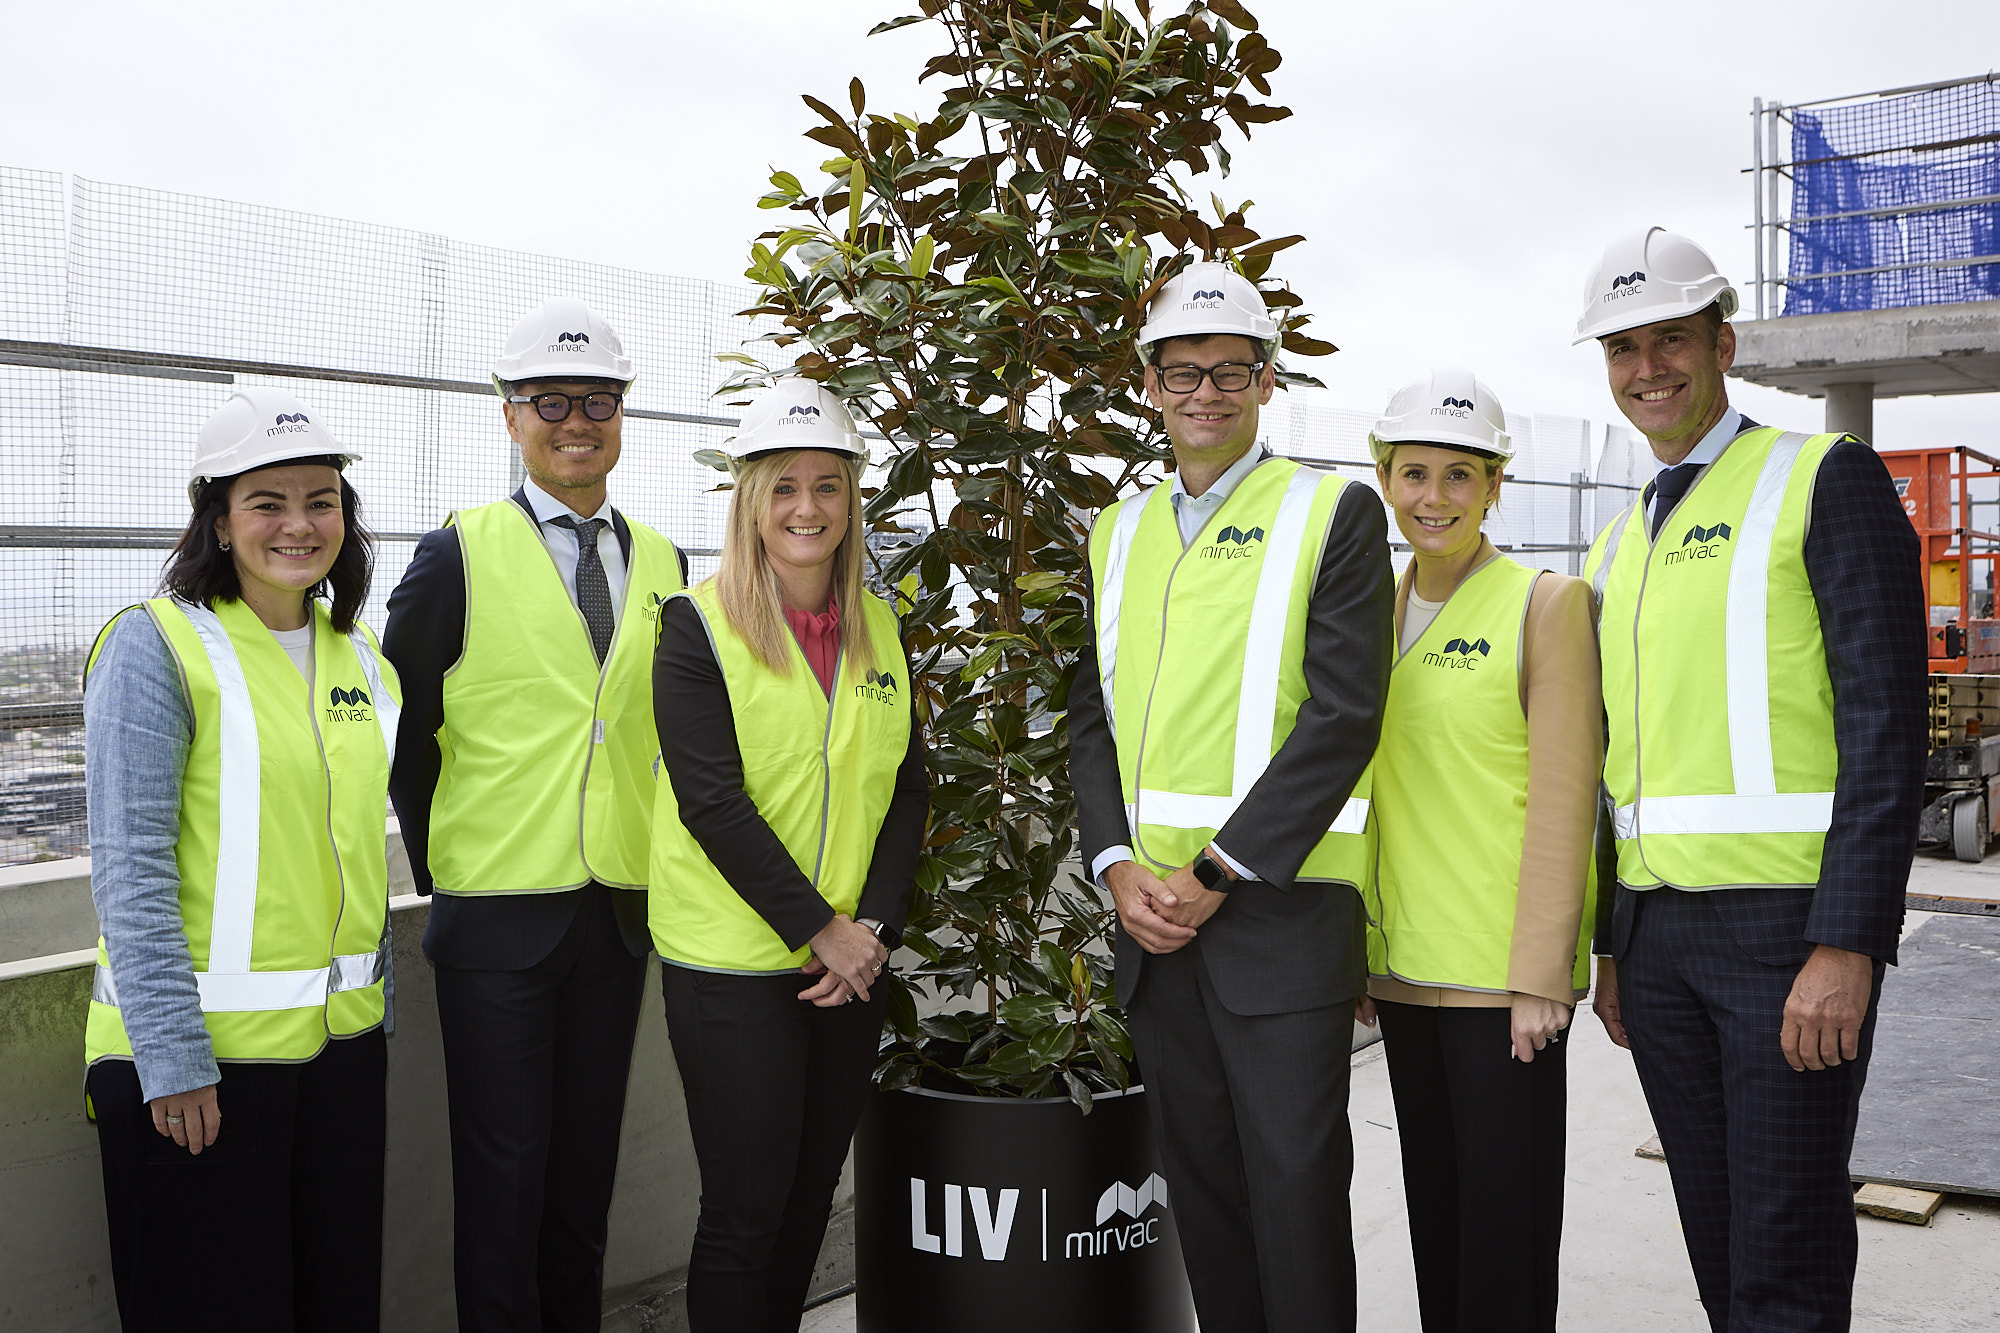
[1369, 367, 1514, 463]
[491, 298, 635, 388]
[724, 378, 868, 465]
[1573, 227, 1739, 345]
[188, 388, 359, 506]
[1136, 261, 1279, 353]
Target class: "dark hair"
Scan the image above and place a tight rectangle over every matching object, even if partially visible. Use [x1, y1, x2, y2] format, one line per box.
[1698, 302, 1728, 342]
[161, 457, 374, 634]
[1143, 331, 1277, 367]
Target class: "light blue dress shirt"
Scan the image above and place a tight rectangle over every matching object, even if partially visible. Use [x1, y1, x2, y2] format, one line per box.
[1645, 406, 1741, 531]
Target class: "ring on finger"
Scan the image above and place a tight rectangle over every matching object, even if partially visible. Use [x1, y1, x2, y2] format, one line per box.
[165, 1113, 185, 1124]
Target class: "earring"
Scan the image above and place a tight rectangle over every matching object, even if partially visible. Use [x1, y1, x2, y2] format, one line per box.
[218, 541, 231, 551]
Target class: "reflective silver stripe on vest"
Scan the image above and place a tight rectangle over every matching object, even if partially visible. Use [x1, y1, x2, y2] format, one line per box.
[1231, 468, 1323, 795]
[1128, 791, 1370, 838]
[93, 963, 333, 1012]
[179, 600, 262, 977]
[1614, 792, 1834, 838]
[1591, 502, 1637, 604]
[1095, 485, 1161, 742]
[330, 947, 387, 993]
[1725, 432, 1811, 798]
[347, 629, 401, 768]
[94, 949, 383, 1012]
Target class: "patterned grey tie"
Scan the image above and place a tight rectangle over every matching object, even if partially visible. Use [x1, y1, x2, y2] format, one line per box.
[550, 514, 614, 664]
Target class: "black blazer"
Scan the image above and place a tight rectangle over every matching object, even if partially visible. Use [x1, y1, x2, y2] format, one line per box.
[1068, 475, 1394, 1015]
[381, 489, 690, 968]
[1599, 424, 1928, 967]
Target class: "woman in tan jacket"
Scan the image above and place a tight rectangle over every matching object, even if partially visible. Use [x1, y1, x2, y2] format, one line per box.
[1360, 368, 1601, 1333]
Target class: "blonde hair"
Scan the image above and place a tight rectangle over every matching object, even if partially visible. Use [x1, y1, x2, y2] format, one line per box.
[714, 449, 875, 675]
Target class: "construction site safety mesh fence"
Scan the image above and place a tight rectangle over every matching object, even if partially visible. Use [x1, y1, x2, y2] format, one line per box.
[1784, 76, 2000, 315]
[0, 165, 1646, 865]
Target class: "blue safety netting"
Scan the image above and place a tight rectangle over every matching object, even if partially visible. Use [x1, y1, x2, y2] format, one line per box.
[1784, 77, 2000, 315]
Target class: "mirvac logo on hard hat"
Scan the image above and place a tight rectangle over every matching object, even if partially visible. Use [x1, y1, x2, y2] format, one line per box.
[1433, 395, 1475, 420]
[856, 668, 899, 703]
[1200, 525, 1265, 561]
[1602, 271, 1647, 304]
[1422, 637, 1490, 670]
[786, 405, 823, 420]
[1664, 521, 1732, 566]
[906, 1172, 1171, 1263]
[325, 685, 374, 723]
[547, 331, 591, 353]
[266, 412, 311, 437]
[1182, 288, 1228, 310]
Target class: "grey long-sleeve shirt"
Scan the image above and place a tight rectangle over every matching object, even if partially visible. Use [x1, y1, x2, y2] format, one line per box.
[83, 608, 393, 1103]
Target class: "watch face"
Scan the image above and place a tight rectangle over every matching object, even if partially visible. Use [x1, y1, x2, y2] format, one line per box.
[1195, 855, 1226, 889]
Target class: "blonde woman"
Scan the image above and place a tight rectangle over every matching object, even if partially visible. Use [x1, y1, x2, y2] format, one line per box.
[1362, 368, 1600, 1333]
[650, 379, 925, 1332]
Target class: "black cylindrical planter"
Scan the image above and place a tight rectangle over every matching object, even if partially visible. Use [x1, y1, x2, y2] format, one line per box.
[854, 1084, 1196, 1332]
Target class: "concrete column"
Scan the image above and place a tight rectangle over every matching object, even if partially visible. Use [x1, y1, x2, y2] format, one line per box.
[1825, 382, 1874, 443]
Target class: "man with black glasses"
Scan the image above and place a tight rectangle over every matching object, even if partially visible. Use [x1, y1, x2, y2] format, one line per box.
[1069, 262, 1393, 1332]
[384, 298, 687, 1331]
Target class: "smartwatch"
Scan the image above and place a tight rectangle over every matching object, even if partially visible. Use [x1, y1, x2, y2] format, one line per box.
[856, 917, 893, 947]
[1191, 853, 1231, 892]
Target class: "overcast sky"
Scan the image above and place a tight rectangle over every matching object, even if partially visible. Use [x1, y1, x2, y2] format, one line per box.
[6, 0, 1998, 454]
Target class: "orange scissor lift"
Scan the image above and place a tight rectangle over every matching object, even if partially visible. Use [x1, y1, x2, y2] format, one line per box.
[1881, 445, 2000, 862]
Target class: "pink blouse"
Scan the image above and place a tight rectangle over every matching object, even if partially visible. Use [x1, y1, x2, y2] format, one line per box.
[783, 599, 841, 697]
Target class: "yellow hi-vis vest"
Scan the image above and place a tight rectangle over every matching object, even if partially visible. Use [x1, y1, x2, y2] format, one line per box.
[649, 583, 912, 973]
[429, 500, 682, 895]
[1584, 426, 1841, 891]
[1087, 457, 1371, 885]
[85, 597, 401, 1066]
[1367, 555, 1595, 993]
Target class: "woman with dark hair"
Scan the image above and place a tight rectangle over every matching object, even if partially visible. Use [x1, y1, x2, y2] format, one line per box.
[82, 387, 401, 1332]
[651, 378, 926, 1331]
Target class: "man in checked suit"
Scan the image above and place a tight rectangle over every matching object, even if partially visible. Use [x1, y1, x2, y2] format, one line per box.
[1578, 229, 1927, 1331]
[1068, 261, 1392, 1333]
[384, 298, 687, 1331]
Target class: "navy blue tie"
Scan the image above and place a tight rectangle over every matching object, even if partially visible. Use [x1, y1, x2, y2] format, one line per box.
[1649, 463, 1701, 540]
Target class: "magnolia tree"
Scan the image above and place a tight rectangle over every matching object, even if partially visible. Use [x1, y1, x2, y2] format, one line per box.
[719, 0, 1332, 1109]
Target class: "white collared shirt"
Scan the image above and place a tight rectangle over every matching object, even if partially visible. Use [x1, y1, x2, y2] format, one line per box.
[1094, 445, 1268, 885]
[1646, 406, 1741, 531]
[520, 478, 629, 627]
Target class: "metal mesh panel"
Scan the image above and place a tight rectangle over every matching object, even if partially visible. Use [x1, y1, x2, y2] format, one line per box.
[1784, 78, 2000, 315]
[0, 170, 771, 862]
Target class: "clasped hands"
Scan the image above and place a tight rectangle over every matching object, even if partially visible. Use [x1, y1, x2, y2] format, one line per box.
[800, 913, 890, 1008]
[1106, 851, 1235, 955]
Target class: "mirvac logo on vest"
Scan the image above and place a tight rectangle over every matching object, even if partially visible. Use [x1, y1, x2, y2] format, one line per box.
[325, 685, 374, 723]
[856, 668, 898, 703]
[1664, 521, 1732, 566]
[908, 1172, 1171, 1262]
[642, 590, 666, 622]
[1421, 637, 1490, 670]
[1199, 525, 1265, 561]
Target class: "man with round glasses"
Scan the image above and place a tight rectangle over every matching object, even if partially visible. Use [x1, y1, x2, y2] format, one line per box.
[1069, 261, 1393, 1331]
[383, 297, 687, 1331]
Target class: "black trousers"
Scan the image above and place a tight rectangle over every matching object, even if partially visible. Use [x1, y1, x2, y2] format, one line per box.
[661, 964, 883, 1333]
[434, 886, 649, 1333]
[1126, 940, 1357, 1333]
[88, 1028, 387, 1333]
[1375, 1001, 1567, 1333]
[1620, 889, 1882, 1333]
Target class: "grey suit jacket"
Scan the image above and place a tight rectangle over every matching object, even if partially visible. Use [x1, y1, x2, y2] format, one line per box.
[1068, 476, 1394, 1016]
